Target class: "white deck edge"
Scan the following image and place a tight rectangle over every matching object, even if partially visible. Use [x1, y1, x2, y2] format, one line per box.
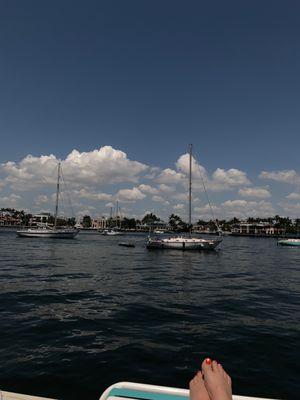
[99, 381, 280, 400]
[1, 391, 55, 400]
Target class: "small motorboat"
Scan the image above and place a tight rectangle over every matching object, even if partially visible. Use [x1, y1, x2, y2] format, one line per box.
[277, 238, 300, 246]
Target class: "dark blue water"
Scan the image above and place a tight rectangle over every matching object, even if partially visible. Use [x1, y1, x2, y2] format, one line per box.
[0, 230, 299, 400]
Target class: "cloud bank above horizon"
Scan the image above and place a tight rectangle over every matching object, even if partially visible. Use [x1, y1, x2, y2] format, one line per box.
[0, 145, 299, 220]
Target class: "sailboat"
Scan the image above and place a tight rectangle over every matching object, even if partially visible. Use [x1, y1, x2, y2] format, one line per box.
[147, 145, 222, 250]
[16, 163, 79, 239]
[100, 201, 124, 236]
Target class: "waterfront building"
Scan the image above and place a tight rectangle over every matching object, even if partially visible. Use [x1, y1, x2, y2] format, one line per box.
[0, 211, 21, 226]
[30, 213, 52, 226]
[231, 221, 285, 236]
[91, 217, 107, 229]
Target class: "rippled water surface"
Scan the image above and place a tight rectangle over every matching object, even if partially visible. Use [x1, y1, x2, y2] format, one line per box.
[0, 230, 299, 400]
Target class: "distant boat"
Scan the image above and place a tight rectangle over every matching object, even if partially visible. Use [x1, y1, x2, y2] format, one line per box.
[277, 238, 300, 246]
[153, 229, 165, 234]
[100, 228, 124, 236]
[147, 235, 222, 250]
[17, 163, 78, 239]
[100, 201, 125, 236]
[147, 144, 222, 251]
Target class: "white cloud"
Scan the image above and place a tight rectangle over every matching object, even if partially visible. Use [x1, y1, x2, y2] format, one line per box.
[1, 146, 148, 190]
[157, 184, 176, 193]
[172, 192, 188, 201]
[35, 195, 48, 206]
[279, 202, 300, 217]
[194, 204, 221, 219]
[192, 200, 275, 220]
[152, 195, 165, 202]
[211, 168, 251, 189]
[156, 168, 184, 184]
[176, 153, 208, 180]
[0, 193, 22, 208]
[72, 189, 112, 201]
[221, 199, 275, 218]
[259, 170, 300, 184]
[286, 192, 300, 200]
[238, 187, 271, 199]
[173, 203, 185, 210]
[168, 152, 251, 193]
[115, 187, 146, 202]
[138, 184, 159, 195]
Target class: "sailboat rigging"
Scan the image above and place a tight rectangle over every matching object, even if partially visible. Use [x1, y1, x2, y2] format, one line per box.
[17, 163, 79, 238]
[147, 144, 222, 250]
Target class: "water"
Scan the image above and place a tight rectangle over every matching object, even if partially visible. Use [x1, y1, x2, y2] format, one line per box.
[0, 230, 299, 400]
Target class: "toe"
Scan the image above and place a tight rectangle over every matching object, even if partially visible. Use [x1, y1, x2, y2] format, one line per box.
[211, 360, 219, 371]
[201, 358, 213, 376]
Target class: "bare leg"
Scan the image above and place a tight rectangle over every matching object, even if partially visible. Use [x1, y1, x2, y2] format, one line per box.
[189, 371, 210, 400]
[201, 358, 232, 400]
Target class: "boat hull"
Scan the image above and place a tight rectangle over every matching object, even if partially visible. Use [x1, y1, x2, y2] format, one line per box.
[278, 239, 300, 246]
[147, 237, 222, 250]
[16, 229, 79, 238]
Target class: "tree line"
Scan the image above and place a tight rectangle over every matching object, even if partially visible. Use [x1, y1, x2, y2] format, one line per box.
[2, 208, 300, 233]
[81, 212, 300, 233]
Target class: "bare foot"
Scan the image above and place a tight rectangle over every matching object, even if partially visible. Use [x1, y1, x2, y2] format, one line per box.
[189, 371, 210, 400]
[201, 358, 232, 400]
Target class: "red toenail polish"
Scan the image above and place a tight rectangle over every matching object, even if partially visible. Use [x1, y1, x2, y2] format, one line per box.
[205, 358, 211, 364]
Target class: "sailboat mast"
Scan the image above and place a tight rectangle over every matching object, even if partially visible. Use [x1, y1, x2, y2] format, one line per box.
[188, 144, 192, 231]
[54, 162, 61, 229]
[116, 200, 119, 228]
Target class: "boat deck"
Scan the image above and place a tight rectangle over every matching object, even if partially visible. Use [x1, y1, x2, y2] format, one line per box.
[1, 391, 55, 400]
[1, 381, 280, 400]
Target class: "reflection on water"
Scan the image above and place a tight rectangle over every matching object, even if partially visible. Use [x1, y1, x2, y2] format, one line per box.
[0, 231, 299, 400]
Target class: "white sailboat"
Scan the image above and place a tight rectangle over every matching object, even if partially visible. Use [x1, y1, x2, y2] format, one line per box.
[17, 163, 79, 239]
[100, 201, 124, 236]
[147, 145, 222, 250]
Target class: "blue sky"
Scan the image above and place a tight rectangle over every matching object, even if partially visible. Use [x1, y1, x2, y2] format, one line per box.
[1, 1, 300, 220]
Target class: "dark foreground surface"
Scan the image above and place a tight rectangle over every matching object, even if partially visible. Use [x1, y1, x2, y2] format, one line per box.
[0, 230, 299, 400]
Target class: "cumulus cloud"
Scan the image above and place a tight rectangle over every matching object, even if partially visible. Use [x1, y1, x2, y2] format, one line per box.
[156, 168, 185, 184]
[286, 192, 300, 200]
[238, 187, 271, 199]
[157, 184, 176, 193]
[0, 193, 22, 208]
[259, 170, 300, 184]
[209, 168, 251, 191]
[35, 195, 48, 206]
[194, 204, 221, 219]
[192, 200, 275, 220]
[221, 199, 275, 218]
[176, 153, 208, 180]
[72, 189, 112, 201]
[165, 152, 251, 193]
[173, 203, 184, 210]
[279, 202, 300, 216]
[138, 184, 159, 195]
[115, 187, 146, 202]
[1, 146, 148, 190]
[152, 195, 165, 202]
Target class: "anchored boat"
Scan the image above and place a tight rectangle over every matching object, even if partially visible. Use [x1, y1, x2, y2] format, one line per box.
[16, 163, 78, 239]
[147, 235, 222, 250]
[277, 238, 300, 246]
[147, 144, 222, 250]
